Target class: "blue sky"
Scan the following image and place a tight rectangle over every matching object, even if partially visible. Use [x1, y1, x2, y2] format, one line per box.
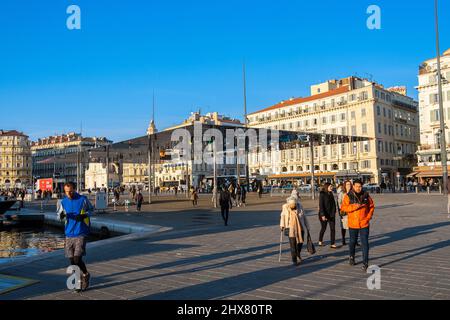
[0, 0, 449, 142]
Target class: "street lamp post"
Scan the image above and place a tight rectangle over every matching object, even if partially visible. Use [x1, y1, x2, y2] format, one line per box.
[435, 0, 448, 193]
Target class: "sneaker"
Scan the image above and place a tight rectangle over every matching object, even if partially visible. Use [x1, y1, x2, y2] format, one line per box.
[81, 272, 90, 291]
[362, 263, 369, 271]
[330, 244, 338, 249]
[318, 241, 324, 246]
[349, 257, 355, 266]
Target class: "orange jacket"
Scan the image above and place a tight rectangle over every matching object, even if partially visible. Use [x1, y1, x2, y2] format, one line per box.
[340, 191, 374, 229]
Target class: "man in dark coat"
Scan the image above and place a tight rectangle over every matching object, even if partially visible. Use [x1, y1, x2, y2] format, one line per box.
[219, 187, 232, 226]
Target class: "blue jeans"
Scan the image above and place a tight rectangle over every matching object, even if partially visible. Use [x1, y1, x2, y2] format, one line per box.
[349, 227, 369, 265]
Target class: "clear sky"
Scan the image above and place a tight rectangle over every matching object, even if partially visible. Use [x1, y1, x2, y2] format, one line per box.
[0, 0, 449, 142]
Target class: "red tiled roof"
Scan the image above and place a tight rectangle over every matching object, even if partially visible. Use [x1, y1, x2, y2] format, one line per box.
[0, 129, 28, 137]
[248, 85, 350, 116]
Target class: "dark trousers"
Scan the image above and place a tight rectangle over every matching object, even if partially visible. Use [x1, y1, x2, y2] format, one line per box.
[349, 227, 370, 265]
[221, 206, 229, 225]
[319, 217, 336, 245]
[136, 202, 142, 211]
[289, 231, 304, 263]
[69, 256, 88, 274]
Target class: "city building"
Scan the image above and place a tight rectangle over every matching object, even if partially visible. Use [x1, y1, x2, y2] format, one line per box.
[121, 112, 245, 190]
[0, 130, 32, 189]
[414, 48, 450, 183]
[31, 132, 112, 191]
[247, 76, 419, 185]
[84, 162, 121, 190]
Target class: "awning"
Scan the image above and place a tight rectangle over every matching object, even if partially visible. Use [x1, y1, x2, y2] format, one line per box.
[268, 172, 336, 179]
[416, 171, 445, 178]
[406, 172, 418, 178]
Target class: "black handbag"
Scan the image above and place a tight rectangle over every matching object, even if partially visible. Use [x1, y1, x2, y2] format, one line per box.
[306, 231, 316, 255]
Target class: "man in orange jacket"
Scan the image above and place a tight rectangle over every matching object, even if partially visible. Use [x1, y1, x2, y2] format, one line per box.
[340, 180, 375, 271]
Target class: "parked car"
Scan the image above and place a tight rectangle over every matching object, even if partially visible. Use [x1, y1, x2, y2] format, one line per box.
[299, 184, 312, 192]
[363, 183, 381, 193]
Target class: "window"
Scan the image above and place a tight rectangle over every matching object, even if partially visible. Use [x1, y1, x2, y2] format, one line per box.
[377, 105, 381, 116]
[362, 123, 367, 134]
[430, 93, 439, 104]
[341, 127, 347, 135]
[361, 160, 371, 169]
[341, 144, 346, 155]
[340, 113, 346, 121]
[331, 115, 336, 123]
[305, 120, 309, 127]
[430, 110, 440, 122]
[313, 119, 318, 126]
[388, 110, 392, 119]
[351, 111, 355, 119]
[383, 108, 386, 117]
[384, 124, 387, 135]
[351, 126, 357, 136]
[363, 141, 370, 153]
[361, 108, 366, 117]
[378, 123, 382, 134]
[322, 117, 327, 124]
[378, 141, 383, 152]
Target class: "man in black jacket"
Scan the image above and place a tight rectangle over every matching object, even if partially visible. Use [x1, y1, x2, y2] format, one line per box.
[219, 186, 232, 226]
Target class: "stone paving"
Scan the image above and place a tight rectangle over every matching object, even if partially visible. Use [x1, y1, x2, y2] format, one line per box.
[1, 192, 450, 300]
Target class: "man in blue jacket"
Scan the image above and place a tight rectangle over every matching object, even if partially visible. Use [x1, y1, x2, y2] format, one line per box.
[57, 182, 93, 291]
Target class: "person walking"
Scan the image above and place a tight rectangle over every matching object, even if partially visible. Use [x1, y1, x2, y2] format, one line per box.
[219, 187, 232, 226]
[56, 182, 93, 292]
[135, 191, 144, 211]
[280, 198, 305, 266]
[318, 182, 337, 249]
[241, 185, 247, 207]
[336, 181, 352, 246]
[340, 180, 375, 271]
[190, 187, 198, 206]
[236, 184, 242, 207]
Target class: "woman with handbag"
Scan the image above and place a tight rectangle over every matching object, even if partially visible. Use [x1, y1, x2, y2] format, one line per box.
[280, 197, 305, 266]
[336, 182, 351, 246]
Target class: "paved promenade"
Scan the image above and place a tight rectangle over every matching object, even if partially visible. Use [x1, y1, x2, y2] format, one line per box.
[1, 193, 450, 300]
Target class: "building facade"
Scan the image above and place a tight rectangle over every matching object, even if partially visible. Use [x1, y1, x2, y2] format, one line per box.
[415, 48, 450, 181]
[0, 130, 32, 189]
[247, 76, 419, 185]
[85, 162, 121, 190]
[122, 112, 245, 190]
[31, 132, 112, 191]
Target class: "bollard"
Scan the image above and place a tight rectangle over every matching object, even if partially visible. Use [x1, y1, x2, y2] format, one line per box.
[427, 186, 430, 194]
[40, 200, 44, 213]
[415, 186, 419, 194]
[440, 185, 442, 194]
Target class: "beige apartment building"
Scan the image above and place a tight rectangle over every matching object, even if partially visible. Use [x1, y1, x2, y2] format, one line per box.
[414, 49, 450, 182]
[0, 130, 32, 189]
[31, 132, 112, 191]
[247, 76, 419, 185]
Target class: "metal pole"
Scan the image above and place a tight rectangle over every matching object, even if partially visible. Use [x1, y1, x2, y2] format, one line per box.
[213, 138, 217, 208]
[243, 60, 250, 192]
[147, 134, 152, 204]
[76, 147, 80, 193]
[105, 145, 110, 205]
[310, 137, 315, 200]
[435, 0, 448, 193]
